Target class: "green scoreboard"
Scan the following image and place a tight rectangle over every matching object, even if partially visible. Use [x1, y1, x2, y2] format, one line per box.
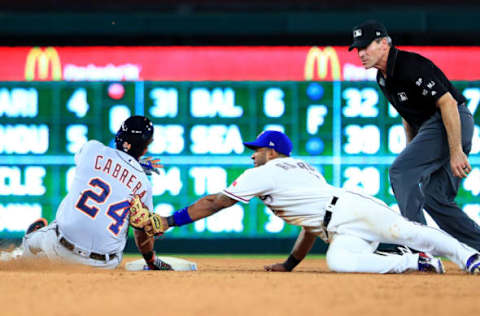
[1, 81, 480, 238]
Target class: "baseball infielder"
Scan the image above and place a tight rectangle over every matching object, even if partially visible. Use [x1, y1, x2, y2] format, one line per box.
[22, 115, 170, 270]
[136, 130, 480, 274]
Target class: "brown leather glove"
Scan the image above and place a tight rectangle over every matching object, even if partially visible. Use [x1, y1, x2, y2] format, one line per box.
[129, 195, 165, 236]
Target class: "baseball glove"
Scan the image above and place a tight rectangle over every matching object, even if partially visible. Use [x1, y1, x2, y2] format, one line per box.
[129, 195, 165, 236]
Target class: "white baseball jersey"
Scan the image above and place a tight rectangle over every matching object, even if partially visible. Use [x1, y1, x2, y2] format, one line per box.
[223, 156, 478, 274]
[223, 157, 343, 241]
[56, 140, 152, 255]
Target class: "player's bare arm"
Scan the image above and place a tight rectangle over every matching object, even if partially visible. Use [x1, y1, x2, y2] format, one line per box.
[159, 193, 238, 230]
[188, 193, 237, 221]
[401, 118, 416, 143]
[264, 228, 317, 272]
[134, 229, 154, 253]
[436, 92, 471, 178]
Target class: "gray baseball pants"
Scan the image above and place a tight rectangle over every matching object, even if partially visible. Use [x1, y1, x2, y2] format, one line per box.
[389, 105, 480, 250]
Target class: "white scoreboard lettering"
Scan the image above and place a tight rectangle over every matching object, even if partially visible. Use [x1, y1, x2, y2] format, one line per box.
[342, 87, 379, 118]
[0, 167, 46, 196]
[343, 125, 380, 154]
[263, 88, 285, 118]
[150, 125, 185, 154]
[149, 88, 178, 118]
[190, 87, 243, 118]
[190, 125, 244, 154]
[0, 88, 38, 118]
[66, 88, 89, 118]
[0, 125, 49, 154]
[342, 167, 380, 196]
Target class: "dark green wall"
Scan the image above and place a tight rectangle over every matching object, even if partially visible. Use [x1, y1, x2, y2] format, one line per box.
[1, 7, 480, 45]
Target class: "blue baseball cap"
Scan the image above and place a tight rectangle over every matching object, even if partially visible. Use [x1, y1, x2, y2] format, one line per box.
[243, 130, 293, 156]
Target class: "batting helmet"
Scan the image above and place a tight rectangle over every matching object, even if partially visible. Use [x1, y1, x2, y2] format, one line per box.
[115, 115, 154, 160]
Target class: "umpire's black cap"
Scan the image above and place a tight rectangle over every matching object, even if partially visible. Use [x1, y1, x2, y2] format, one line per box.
[348, 20, 388, 51]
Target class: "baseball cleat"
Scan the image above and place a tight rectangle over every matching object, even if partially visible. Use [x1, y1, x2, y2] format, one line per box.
[26, 218, 48, 235]
[375, 245, 419, 256]
[418, 252, 445, 274]
[465, 254, 480, 275]
[145, 257, 174, 271]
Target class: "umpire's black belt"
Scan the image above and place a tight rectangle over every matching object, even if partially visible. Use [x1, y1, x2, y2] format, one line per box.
[323, 196, 338, 228]
[55, 226, 117, 261]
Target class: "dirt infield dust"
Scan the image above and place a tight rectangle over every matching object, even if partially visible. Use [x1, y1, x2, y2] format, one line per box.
[0, 257, 478, 316]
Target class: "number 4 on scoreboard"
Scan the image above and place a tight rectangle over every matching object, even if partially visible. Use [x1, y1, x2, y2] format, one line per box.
[67, 88, 89, 118]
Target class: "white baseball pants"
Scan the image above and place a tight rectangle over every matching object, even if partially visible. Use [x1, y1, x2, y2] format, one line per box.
[325, 191, 476, 273]
[22, 222, 122, 269]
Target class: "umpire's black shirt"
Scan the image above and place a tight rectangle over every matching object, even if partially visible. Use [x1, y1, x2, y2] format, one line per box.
[376, 46, 466, 131]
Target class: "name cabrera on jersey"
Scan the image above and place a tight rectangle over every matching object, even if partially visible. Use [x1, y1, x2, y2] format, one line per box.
[56, 140, 153, 254]
[222, 157, 342, 239]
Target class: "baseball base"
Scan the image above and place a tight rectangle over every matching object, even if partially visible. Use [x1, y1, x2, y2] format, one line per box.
[125, 256, 197, 271]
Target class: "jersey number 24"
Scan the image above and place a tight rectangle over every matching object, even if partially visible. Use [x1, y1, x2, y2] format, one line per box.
[75, 178, 130, 236]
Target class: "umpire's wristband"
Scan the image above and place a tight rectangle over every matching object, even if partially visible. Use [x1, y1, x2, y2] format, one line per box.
[283, 254, 301, 272]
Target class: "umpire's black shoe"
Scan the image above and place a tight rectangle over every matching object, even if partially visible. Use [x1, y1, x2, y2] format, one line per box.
[26, 218, 48, 234]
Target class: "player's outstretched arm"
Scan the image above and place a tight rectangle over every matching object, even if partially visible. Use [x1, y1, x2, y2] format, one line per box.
[163, 193, 237, 228]
[264, 228, 317, 272]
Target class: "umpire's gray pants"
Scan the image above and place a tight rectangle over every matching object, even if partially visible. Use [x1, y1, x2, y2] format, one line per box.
[389, 105, 480, 250]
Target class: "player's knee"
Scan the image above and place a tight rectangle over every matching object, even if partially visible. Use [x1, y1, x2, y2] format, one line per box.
[326, 249, 357, 273]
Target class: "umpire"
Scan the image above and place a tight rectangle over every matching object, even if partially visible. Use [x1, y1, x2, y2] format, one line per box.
[349, 20, 480, 250]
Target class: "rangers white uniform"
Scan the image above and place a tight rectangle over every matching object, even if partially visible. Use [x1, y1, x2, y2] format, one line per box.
[223, 156, 476, 273]
[22, 140, 152, 269]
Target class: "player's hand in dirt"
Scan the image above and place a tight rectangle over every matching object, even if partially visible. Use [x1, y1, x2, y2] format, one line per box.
[264, 263, 289, 272]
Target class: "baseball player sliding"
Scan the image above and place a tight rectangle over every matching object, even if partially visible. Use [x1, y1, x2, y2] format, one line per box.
[131, 130, 480, 274]
[21, 116, 171, 270]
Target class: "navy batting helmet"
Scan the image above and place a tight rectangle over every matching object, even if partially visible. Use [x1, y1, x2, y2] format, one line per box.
[115, 115, 154, 160]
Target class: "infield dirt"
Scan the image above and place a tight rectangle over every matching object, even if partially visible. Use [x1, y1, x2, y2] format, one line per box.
[1, 256, 478, 316]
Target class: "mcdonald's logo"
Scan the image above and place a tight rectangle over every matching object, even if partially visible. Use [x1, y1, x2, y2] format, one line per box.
[24, 47, 62, 81]
[304, 46, 341, 81]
